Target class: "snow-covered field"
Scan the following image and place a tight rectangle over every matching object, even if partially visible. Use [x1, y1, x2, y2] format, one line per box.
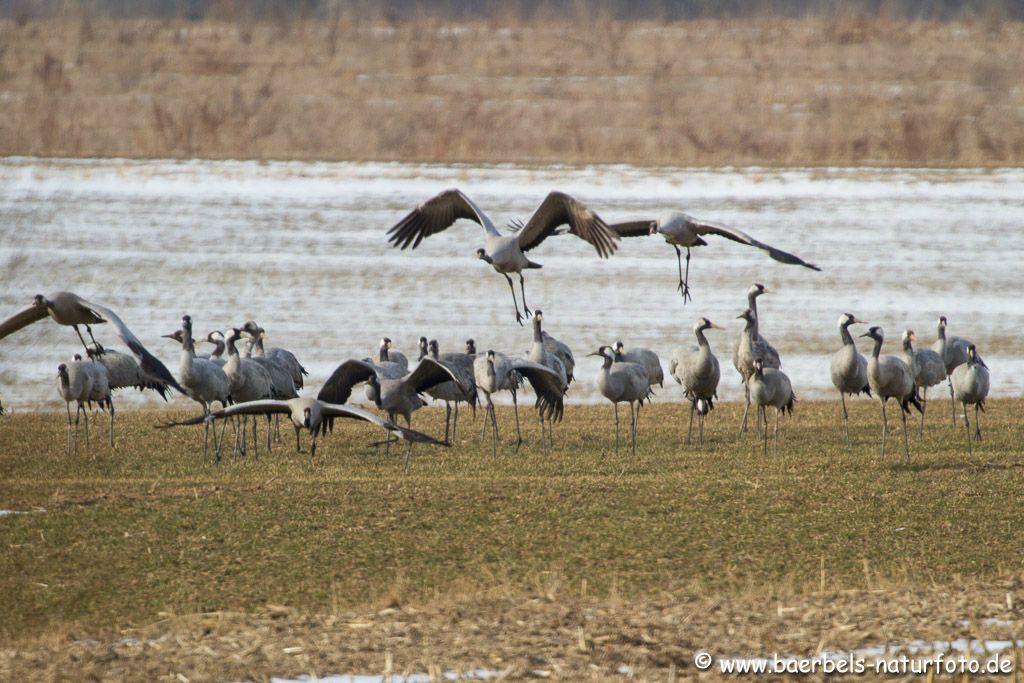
[1, 158, 1021, 410]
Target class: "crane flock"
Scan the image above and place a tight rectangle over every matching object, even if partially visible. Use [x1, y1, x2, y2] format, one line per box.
[0, 188, 997, 466]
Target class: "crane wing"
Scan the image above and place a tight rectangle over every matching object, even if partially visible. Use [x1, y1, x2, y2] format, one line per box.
[317, 359, 377, 405]
[386, 188, 499, 250]
[509, 358, 566, 422]
[156, 399, 293, 427]
[516, 192, 618, 257]
[692, 219, 821, 271]
[0, 302, 48, 341]
[319, 402, 446, 445]
[84, 300, 187, 396]
[608, 220, 655, 238]
[406, 357, 466, 395]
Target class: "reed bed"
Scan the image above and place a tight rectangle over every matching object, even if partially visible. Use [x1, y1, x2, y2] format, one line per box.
[3, 16, 1024, 166]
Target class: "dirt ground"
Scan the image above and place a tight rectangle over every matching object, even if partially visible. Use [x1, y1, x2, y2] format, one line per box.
[4, 578, 1023, 681]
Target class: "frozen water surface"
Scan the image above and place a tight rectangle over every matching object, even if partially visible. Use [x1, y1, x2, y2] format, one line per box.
[1, 159, 1022, 410]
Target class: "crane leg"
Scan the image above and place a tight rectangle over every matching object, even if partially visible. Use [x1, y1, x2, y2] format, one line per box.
[974, 403, 982, 441]
[265, 414, 273, 453]
[443, 402, 452, 444]
[632, 402, 640, 456]
[686, 400, 695, 446]
[919, 386, 927, 436]
[504, 273, 525, 326]
[613, 402, 620, 453]
[481, 395, 490, 439]
[310, 431, 318, 459]
[880, 399, 888, 460]
[65, 402, 72, 456]
[774, 408, 780, 455]
[82, 403, 89, 455]
[840, 393, 850, 446]
[900, 404, 910, 464]
[84, 324, 102, 351]
[294, 426, 303, 453]
[72, 325, 91, 354]
[511, 389, 522, 450]
[673, 246, 693, 303]
[963, 403, 972, 456]
[698, 408, 706, 447]
[488, 400, 498, 461]
[740, 384, 751, 434]
[252, 415, 259, 460]
[948, 379, 956, 425]
[761, 406, 768, 456]
[108, 398, 115, 449]
[518, 273, 532, 317]
[452, 401, 459, 444]
[403, 416, 413, 474]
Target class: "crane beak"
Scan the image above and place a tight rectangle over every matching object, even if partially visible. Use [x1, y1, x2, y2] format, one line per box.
[858, 332, 871, 338]
[709, 323, 725, 330]
[853, 318, 869, 325]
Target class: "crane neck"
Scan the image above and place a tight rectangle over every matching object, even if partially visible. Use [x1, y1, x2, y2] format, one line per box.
[601, 353, 613, 371]
[871, 337, 883, 359]
[839, 323, 855, 347]
[748, 291, 761, 315]
[209, 339, 225, 359]
[379, 346, 390, 362]
[695, 327, 711, 349]
[902, 336, 913, 354]
[532, 317, 543, 343]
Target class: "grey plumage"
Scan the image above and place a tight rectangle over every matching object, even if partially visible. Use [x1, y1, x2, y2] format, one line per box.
[615, 340, 663, 388]
[159, 398, 444, 460]
[746, 358, 795, 456]
[527, 311, 570, 454]
[56, 359, 93, 456]
[177, 315, 233, 462]
[317, 356, 463, 471]
[1, 291, 185, 396]
[861, 326, 923, 463]
[223, 327, 276, 457]
[386, 188, 618, 325]
[423, 338, 478, 444]
[77, 355, 114, 449]
[240, 321, 308, 390]
[931, 316, 974, 425]
[734, 304, 780, 435]
[901, 329, 947, 435]
[610, 211, 819, 301]
[670, 318, 723, 447]
[951, 344, 990, 455]
[474, 350, 565, 460]
[590, 345, 652, 456]
[830, 313, 871, 444]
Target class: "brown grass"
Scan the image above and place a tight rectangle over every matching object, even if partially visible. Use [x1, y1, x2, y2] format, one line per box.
[2, 15, 1024, 166]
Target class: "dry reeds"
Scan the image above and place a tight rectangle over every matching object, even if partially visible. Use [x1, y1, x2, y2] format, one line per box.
[1, 14, 1024, 165]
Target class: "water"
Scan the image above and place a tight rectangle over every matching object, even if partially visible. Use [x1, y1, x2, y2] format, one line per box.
[1, 158, 1022, 411]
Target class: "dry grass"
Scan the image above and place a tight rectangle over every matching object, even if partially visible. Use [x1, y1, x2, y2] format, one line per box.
[2, 15, 1024, 166]
[1, 399, 1023, 679]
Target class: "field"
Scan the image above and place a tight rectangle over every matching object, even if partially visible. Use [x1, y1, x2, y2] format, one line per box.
[2, 399, 1024, 680]
[3, 16, 1024, 166]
